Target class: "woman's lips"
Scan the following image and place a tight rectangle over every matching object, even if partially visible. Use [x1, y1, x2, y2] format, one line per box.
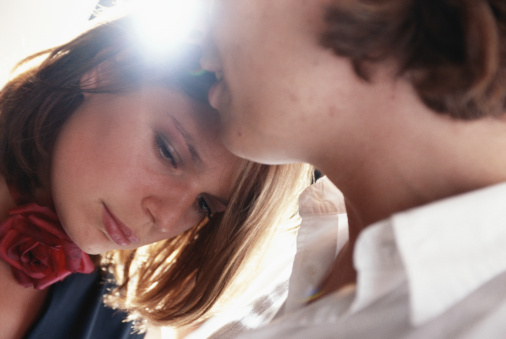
[102, 205, 139, 246]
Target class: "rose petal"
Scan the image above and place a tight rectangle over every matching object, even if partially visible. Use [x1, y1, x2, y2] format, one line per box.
[26, 214, 68, 239]
[9, 220, 61, 246]
[0, 231, 33, 270]
[80, 255, 95, 274]
[35, 271, 72, 290]
[12, 267, 36, 288]
[9, 203, 59, 222]
[0, 201, 95, 290]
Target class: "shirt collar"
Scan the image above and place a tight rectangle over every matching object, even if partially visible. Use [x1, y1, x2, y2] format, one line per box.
[351, 182, 506, 326]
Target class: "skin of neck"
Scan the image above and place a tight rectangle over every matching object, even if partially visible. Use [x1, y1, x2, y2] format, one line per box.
[294, 69, 506, 293]
[305, 73, 506, 233]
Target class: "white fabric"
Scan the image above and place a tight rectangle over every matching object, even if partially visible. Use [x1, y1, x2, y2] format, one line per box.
[179, 200, 301, 338]
[183, 232, 296, 339]
[237, 181, 506, 338]
[172, 177, 346, 339]
[281, 176, 347, 314]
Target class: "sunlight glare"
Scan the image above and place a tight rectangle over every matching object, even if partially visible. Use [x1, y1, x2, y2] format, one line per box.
[128, 0, 205, 57]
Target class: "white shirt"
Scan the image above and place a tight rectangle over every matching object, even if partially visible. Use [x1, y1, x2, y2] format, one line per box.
[170, 177, 345, 339]
[237, 180, 506, 338]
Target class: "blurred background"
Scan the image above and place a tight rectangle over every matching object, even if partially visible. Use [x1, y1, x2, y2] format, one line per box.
[0, 0, 100, 87]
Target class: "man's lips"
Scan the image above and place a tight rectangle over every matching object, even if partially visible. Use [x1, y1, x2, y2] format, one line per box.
[102, 205, 139, 246]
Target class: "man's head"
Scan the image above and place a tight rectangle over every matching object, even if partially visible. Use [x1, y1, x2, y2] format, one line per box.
[201, 0, 348, 164]
[201, 0, 506, 164]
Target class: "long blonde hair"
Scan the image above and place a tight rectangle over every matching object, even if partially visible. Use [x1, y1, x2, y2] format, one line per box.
[103, 160, 313, 328]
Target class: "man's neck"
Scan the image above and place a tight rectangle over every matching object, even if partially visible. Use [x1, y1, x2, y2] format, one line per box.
[322, 112, 506, 234]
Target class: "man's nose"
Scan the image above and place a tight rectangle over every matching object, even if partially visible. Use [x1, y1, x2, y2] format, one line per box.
[186, 21, 208, 46]
[199, 34, 221, 73]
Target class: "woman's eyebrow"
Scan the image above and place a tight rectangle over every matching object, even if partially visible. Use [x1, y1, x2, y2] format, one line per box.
[169, 115, 203, 168]
[169, 116, 230, 207]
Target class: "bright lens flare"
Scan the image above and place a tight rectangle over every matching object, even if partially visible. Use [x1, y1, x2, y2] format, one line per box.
[128, 0, 205, 56]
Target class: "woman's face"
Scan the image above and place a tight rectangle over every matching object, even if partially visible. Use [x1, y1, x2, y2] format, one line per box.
[51, 86, 242, 254]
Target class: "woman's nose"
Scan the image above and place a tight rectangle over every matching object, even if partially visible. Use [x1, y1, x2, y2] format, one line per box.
[141, 190, 196, 233]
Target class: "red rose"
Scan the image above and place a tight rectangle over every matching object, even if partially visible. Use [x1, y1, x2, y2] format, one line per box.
[0, 203, 94, 290]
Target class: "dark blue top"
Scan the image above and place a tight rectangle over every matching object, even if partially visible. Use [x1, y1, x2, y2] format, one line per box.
[24, 270, 145, 339]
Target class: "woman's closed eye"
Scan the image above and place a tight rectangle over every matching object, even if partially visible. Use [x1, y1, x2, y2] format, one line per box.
[154, 133, 179, 168]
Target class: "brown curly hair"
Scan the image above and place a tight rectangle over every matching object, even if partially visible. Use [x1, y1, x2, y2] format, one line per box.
[321, 0, 506, 119]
